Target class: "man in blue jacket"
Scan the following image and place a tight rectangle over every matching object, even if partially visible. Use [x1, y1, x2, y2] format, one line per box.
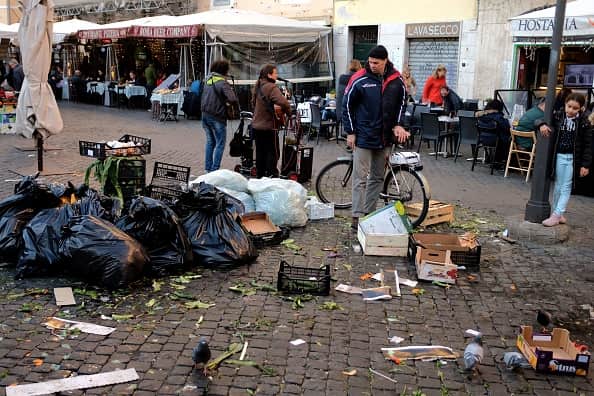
[342, 45, 410, 230]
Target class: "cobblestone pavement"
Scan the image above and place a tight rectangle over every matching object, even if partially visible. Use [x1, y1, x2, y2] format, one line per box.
[0, 103, 592, 395]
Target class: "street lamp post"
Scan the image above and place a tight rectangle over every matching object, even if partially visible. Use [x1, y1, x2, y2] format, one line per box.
[524, 0, 566, 223]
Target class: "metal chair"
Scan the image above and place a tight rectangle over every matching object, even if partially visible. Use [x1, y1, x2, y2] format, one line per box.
[505, 129, 537, 182]
[457, 109, 476, 117]
[418, 112, 456, 159]
[472, 120, 500, 174]
[308, 102, 335, 144]
[454, 116, 479, 163]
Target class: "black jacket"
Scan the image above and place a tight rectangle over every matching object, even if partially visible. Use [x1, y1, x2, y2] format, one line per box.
[548, 111, 593, 178]
[342, 61, 407, 149]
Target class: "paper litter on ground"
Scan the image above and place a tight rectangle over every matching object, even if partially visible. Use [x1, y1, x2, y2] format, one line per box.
[290, 339, 306, 346]
[389, 336, 405, 344]
[43, 317, 116, 336]
[6, 368, 138, 396]
[335, 284, 363, 294]
[53, 287, 76, 306]
[362, 286, 392, 301]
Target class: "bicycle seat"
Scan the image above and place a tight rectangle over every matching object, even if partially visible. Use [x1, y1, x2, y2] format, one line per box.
[240, 111, 253, 118]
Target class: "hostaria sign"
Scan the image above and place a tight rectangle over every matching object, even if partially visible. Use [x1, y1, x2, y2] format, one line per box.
[511, 16, 594, 38]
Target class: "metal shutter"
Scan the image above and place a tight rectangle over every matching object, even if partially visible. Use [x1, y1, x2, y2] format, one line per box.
[407, 39, 459, 101]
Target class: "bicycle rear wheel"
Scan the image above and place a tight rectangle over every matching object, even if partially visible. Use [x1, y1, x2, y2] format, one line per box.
[315, 159, 353, 209]
[382, 167, 429, 228]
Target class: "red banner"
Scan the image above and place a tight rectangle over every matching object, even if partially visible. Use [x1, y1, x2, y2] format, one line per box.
[78, 25, 199, 40]
[128, 25, 200, 38]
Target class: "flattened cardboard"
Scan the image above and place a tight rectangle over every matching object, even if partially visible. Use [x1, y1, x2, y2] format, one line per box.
[240, 212, 280, 234]
[6, 368, 139, 396]
[516, 326, 590, 376]
[43, 317, 116, 336]
[54, 287, 76, 306]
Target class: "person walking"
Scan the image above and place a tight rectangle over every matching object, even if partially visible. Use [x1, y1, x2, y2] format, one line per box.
[337, 59, 362, 126]
[342, 45, 410, 230]
[421, 64, 447, 106]
[539, 93, 592, 227]
[251, 64, 291, 178]
[200, 59, 239, 173]
[144, 62, 157, 95]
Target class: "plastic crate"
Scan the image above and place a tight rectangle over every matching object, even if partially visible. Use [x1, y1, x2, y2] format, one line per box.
[147, 185, 184, 203]
[103, 158, 146, 204]
[277, 261, 331, 296]
[151, 162, 190, 186]
[79, 134, 151, 159]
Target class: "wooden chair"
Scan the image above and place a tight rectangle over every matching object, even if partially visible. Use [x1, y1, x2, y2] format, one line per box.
[505, 129, 537, 182]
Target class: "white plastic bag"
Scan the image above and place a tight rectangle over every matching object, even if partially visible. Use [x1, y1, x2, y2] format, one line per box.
[189, 169, 249, 193]
[216, 187, 256, 213]
[247, 178, 308, 227]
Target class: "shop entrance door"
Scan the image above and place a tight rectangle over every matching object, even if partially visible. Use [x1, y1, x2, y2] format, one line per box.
[408, 38, 459, 101]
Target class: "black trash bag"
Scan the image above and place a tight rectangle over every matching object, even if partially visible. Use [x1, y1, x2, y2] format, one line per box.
[116, 197, 194, 276]
[174, 182, 244, 220]
[181, 183, 257, 269]
[0, 175, 63, 262]
[16, 205, 76, 278]
[60, 215, 149, 289]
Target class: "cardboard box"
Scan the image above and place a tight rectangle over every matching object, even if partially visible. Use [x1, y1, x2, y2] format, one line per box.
[516, 326, 590, 376]
[414, 247, 457, 284]
[406, 200, 454, 227]
[357, 204, 411, 256]
[305, 196, 334, 220]
[239, 212, 283, 247]
[409, 233, 481, 269]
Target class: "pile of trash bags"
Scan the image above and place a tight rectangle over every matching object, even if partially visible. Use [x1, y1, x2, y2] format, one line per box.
[191, 170, 308, 227]
[0, 174, 258, 289]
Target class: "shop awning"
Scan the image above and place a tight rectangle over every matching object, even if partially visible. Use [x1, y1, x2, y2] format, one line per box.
[0, 19, 100, 43]
[510, 0, 594, 38]
[76, 9, 330, 42]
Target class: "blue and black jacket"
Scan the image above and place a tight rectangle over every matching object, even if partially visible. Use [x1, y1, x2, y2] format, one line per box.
[342, 61, 407, 149]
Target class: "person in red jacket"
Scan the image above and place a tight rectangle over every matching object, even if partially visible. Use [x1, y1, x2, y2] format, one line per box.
[422, 64, 447, 106]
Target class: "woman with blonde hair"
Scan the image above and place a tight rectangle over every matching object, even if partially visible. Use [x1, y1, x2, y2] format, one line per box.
[402, 64, 416, 101]
[421, 64, 447, 106]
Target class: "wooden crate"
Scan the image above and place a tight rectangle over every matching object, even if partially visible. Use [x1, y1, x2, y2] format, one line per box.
[406, 200, 454, 227]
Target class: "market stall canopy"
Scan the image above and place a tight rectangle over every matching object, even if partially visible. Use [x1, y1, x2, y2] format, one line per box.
[53, 18, 100, 42]
[175, 9, 331, 42]
[0, 23, 20, 39]
[76, 9, 330, 42]
[510, 0, 594, 38]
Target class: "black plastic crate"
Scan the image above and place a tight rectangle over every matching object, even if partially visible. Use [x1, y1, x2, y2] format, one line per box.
[103, 158, 146, 204]
[117, 159, 146, 179]
[151, 162, 190, 186]
[147, 185, 184, 203]
[79, 134, 151, 159]
[277, 261, 330, 296]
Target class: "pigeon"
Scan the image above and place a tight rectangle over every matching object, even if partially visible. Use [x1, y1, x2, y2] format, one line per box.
[503, 352, 531, 370]
[192, 338, 211, 375]
[463, 334, 484, 372]
[537, 310, 552, 332]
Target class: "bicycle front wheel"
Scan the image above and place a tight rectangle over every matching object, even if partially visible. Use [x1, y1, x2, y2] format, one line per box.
[382, 167, 429, 228]
[315, 159, 353, 209]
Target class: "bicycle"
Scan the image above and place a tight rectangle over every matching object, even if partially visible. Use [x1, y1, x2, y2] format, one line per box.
[315, 144, 431, 228]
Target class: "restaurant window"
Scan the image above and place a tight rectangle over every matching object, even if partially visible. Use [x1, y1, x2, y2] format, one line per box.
[352, 26, 378, 64]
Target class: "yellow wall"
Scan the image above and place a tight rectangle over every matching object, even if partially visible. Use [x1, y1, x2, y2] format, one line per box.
[335, 0, 476, 25]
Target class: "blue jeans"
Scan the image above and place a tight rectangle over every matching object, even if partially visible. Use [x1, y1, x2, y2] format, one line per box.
[202, 113, 227, 172]
[552, 153, 573, 215]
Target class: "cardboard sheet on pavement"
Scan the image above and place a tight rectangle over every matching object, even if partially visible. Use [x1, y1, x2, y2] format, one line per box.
[53, 287, 76, 306]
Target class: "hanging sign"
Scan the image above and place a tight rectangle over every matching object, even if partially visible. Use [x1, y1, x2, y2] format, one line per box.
[128, 25, 199, 39]
[511, 16, 594, 37]
[78, 28, 128, 40]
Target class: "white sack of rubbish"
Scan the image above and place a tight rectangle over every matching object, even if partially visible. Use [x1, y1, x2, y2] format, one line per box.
[247, 177, 307, 227]
[189, 169, 249, 193]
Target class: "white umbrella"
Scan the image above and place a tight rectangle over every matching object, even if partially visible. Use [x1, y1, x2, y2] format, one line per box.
[15, 0, 63, 143]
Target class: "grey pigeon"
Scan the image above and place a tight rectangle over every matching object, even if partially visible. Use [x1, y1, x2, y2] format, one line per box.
[503, 352, 531, 370]
[463, 334, 483, 372]
[192, 338, 211, 374]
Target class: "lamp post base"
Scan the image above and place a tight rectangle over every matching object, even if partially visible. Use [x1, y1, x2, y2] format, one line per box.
[524, 199, 551, 224]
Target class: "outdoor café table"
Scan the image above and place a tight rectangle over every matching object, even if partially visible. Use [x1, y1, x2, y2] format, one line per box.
[433, 115, 460, 157]
[150, 91, 184, 121]
[125, 85, 147, 99]
[86, 81, 106, 97]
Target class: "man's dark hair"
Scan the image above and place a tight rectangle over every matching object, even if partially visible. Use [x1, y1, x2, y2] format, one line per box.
[210, 59, 230, 75]
[484, 99, 504, 112]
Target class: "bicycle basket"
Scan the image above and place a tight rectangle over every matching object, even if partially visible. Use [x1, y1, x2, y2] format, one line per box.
[389, 152, 421, 167]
